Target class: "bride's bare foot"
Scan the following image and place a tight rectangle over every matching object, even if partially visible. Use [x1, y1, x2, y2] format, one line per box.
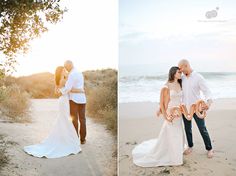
[184, 147, 193, 155]
[207, 149, 214, 158]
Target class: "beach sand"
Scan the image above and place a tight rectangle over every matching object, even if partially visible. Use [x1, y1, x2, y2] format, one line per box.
[0, 99, 116, 176]
[119, 98, 236, 176]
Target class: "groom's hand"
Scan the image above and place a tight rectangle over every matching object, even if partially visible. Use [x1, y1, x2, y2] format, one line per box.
[201, 104, 209, 111]
[202, 99, 212, 111]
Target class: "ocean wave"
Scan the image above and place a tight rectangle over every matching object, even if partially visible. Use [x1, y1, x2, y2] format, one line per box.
[119, 75, 167, 82]
[119, 72, 236, 83]
[200, 72, 236, 79]
[119, 72, 236, 102]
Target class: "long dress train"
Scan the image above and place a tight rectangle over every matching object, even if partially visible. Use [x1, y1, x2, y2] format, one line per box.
[24, 93, 81, 158]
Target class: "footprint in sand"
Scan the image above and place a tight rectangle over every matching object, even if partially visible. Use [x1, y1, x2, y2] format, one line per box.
[119, 154, 129, 162]
[159, 168, 170, 174]
[214, 150, 224, 153]
[134, 168, 146, 175]
[125, 141, 137, 145]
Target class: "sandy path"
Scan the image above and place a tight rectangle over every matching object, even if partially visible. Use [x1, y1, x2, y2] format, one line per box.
[0, 99, 116, 176]
[119, 99, 236, 176]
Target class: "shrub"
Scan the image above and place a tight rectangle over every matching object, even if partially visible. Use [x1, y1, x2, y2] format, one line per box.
[16, 72, 56, 98]
[86, 69, 117, 135]
[0, 86, 7, 102]
[0, 134, 10, 172]
[0, 84, 30, 122]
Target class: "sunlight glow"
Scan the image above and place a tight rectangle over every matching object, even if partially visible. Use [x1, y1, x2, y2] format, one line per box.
[14, 0, 118, 76]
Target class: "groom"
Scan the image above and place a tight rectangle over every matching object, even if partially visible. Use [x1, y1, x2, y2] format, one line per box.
[178, 59, 214, 158]
[63, 60, 87, 144]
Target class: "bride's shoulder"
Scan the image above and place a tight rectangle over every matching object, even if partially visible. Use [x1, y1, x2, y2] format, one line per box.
[160, 83, 170, 93]
[162, 82, 169, 89]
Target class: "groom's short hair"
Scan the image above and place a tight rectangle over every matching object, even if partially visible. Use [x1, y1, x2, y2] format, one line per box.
[179, 59, 190, 66]
[64, 60, 73, 67]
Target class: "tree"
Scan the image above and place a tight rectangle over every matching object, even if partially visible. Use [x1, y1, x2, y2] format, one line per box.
[0, 0, 66, 77]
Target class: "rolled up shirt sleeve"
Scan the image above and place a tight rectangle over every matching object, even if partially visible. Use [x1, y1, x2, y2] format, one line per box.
[60, 74, 74, 95]
[198, 74, 213, 101]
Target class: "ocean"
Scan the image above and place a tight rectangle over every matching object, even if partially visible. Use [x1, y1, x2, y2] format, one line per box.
[119, 65, 236, 103]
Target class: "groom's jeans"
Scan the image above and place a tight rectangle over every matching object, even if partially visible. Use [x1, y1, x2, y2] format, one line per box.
[69, 100, 86, 142]
[183, 113, 212, 151]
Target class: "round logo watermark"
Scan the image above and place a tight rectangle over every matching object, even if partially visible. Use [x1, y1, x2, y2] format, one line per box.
[205, 7, 219, 19]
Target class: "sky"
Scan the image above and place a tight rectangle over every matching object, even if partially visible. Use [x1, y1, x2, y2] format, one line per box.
[119, 0, 236, 72]
[14, 0, 118, 76]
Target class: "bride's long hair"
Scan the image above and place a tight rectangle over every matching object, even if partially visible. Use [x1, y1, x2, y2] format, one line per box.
[168, 66, 182, 88]
[55, 66, 64, 86]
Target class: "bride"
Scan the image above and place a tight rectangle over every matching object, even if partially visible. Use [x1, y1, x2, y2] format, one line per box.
[132, 66, 186, 167]
[24, 66, 84, 158]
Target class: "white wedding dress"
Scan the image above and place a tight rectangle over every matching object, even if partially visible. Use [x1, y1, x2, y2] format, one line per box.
[132, 85, 186, 167]
[24, 91, 81, 158]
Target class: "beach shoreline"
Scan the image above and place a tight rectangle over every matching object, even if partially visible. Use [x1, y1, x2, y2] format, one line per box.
[119, 98, 236, 176]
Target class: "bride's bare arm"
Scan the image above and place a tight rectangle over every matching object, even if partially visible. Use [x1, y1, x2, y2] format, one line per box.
[59, 77, 67, 88]
[160, 87, 171, 121]
[55, 77, 66, 96]
[70, 88, 85, 93]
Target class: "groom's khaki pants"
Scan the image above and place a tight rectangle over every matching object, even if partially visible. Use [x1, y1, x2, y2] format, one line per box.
[69, 100, 86, 142]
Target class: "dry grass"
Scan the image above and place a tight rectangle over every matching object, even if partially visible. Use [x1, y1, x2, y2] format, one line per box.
[85, 69, 117, 135]
[0, 134, 19, 174]
[0, 84, 31, 122]
[15, 72, 56, 98]
[0, 134, 9, 173]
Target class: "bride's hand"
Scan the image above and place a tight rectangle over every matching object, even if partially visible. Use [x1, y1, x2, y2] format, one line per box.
[156, 109, 161, 117]
[164, 113, 173, 122]
[55, 87, 60, 94]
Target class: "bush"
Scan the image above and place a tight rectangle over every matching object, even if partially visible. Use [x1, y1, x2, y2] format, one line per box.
[0, 134, 9, 172]
[86, 69, 117, 135]
[16, 72, 56, 98]
[0, 84, 30, 122]
[0, 86, 7, 102]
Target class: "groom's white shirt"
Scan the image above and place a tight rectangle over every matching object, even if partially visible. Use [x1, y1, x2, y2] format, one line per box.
[182, 71, 212, 108]
[61, 68, 86, 104]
